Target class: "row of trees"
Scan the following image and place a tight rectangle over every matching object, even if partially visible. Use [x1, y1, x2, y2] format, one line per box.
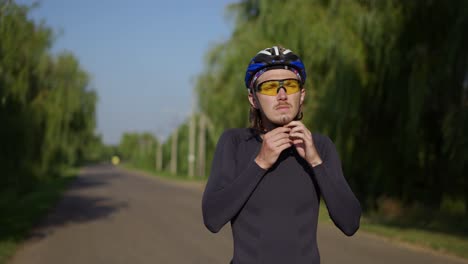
[117, 114, 216, 179]
[118, 132, 158, 171]
[194, 0, 468, 214]
[0, 1, 104, 192]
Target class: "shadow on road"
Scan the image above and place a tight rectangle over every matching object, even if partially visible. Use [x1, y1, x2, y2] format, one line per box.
[23, 168, 128, 242]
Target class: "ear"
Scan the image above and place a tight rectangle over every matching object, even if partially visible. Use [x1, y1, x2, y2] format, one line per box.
[300, 88, 306, 106]
[248, 92, 258, 109]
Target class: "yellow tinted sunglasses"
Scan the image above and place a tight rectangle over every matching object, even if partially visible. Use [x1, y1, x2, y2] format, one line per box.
[255, 78, 302, 96]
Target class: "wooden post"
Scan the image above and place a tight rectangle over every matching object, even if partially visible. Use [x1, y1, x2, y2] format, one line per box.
[139, 138, 144, 167]
[170, 127, 178, 175]
[188, 114, 196, 178]
[156, 140, 162, 171]
[197, 114, 206, 177]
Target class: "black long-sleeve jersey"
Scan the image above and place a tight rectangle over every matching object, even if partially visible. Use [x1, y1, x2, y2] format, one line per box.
[202, 128, 361, 264]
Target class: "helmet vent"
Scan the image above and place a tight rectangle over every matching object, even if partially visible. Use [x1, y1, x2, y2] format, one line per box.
[273, 46, 280, 56]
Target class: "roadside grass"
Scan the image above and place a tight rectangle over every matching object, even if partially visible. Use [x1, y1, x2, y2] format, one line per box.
[318, 203, 468, 260]
[0, 169, 77, 264]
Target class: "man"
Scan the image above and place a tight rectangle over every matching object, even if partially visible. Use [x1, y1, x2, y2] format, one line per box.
[202, 46, 361, 264]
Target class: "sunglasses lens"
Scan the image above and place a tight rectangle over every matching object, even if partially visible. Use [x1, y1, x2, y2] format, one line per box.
[283, 79, 300, 94]
[258, 80, 280, 96]
[257, 79, 301, 95]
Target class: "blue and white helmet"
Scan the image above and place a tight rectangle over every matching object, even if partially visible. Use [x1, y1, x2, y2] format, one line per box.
[244, 46, 307, 89]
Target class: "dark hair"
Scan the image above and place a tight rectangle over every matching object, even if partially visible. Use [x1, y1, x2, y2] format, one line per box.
[249, 106, 264, 133]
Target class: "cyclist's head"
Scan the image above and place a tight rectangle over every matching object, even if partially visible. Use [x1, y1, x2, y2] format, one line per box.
[246, 46, 306, 132]
[245, 46, 306, 91]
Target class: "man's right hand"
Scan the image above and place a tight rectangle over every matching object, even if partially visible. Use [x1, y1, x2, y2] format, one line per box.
[255, 127, 292, 170]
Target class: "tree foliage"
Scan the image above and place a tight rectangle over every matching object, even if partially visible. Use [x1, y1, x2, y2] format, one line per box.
[195, 0, 468, 211]
[0, 2, 102, 191]
[118, 132, 158, 170]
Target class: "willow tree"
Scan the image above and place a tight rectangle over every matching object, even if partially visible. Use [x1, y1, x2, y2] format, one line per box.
[195, 0, 468, 210]
[0, 2, 100, 191]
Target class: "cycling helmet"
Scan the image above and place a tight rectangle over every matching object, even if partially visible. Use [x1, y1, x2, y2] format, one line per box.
[245, 46, 306, 89]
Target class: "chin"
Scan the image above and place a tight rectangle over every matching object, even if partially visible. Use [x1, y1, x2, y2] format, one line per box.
[264, 113, 293, 126]
[276, 115, 293, 125]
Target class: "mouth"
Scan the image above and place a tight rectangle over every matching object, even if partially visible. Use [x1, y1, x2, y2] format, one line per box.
[276, 105, 290, 111]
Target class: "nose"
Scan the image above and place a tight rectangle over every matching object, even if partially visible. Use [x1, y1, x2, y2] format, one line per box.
[276, 87, 287, 100]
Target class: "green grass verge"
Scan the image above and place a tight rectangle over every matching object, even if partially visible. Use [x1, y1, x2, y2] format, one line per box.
[318, 203, 468, 260]
[359, 222, 468, 258]
[0, 169, 77, 264]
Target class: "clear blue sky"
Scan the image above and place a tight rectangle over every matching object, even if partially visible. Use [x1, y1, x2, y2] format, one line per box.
[21, 0, 236, 144]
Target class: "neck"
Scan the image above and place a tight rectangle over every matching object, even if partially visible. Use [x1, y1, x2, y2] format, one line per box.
[261, 115, 280, 132]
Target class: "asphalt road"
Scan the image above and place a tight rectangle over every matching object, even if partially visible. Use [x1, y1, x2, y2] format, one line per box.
[8, 164, 467, 264]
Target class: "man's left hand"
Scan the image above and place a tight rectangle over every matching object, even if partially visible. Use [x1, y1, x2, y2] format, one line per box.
[285, 121, 323, 167]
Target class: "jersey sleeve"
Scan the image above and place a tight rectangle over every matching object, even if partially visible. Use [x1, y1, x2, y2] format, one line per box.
[312, 135, 361, 236]
[202, 130, 267, 233]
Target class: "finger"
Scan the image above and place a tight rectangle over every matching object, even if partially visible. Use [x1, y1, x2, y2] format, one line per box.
[274, 137, 292, 147]
[290, 126, 305, 134]
[290, 135, 313, 148]
[284, 120, 304, 128]
[289, 137, 304, 142]
[290, 131, 312, 141]
[267, 127, 291, 137]
[292, 139, 304, 145]
[275, 132, 292, 141]
[289, 132, 306, 140]
[289, 124, 308, 133]
[277, 141, 292, 152]
[287, 122, 312, 135]
[290, 124, 311, 134]
[270, 131, 292, 142]
[265, 135, 290, 150]
[273, 126, 291, 133]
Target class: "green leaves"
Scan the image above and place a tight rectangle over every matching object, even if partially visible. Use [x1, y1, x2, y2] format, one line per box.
[0, 2, 100, 191]
[195, 0, 468, 210]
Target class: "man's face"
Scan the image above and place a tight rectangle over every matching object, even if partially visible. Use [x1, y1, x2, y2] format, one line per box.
[248, 69, 305, 129]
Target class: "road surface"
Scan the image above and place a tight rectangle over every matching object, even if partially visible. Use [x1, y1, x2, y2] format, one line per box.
[8, 164, 467, 264]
